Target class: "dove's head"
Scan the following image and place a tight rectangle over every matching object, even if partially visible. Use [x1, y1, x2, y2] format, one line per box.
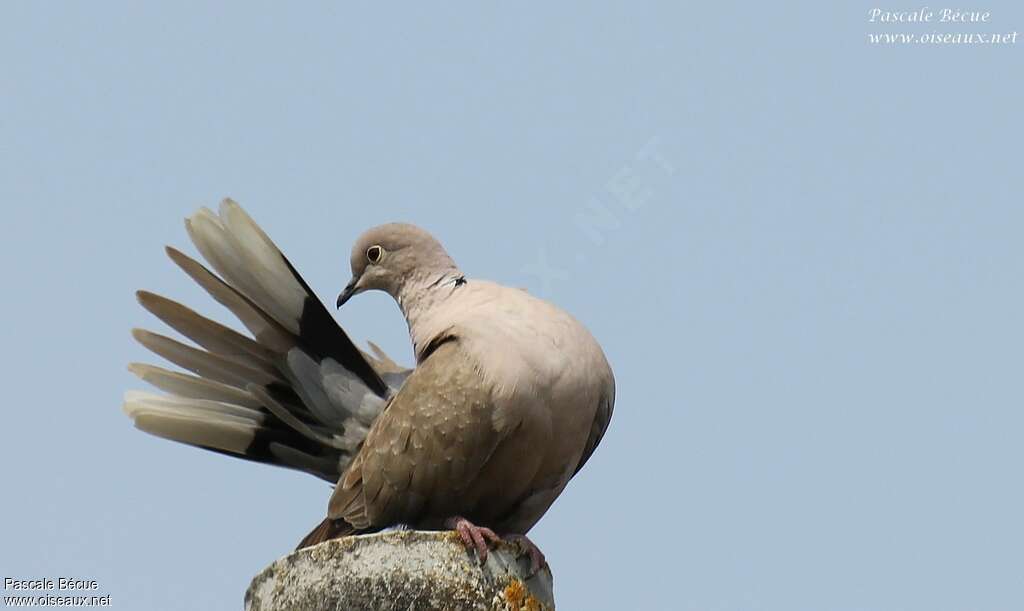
[337, 223, 461, 307]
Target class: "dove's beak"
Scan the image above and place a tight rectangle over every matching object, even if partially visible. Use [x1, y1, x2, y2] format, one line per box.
[336, 278, 359, 308]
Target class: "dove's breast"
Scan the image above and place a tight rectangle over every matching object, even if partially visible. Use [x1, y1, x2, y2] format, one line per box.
[440, 281, 614, 532]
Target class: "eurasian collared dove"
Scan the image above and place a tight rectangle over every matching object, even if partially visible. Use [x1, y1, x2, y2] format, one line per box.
[124, 200, 614, 571]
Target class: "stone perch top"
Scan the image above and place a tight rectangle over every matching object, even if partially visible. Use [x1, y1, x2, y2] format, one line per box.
[245, 530, 555, 611]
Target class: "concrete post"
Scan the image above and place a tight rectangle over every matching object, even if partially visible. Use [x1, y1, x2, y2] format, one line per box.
[245, 530, 554, 610]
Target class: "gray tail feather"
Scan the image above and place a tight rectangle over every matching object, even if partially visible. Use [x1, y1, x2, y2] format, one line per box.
[124, 199, 411, 482]
[295, 517, 358, 550]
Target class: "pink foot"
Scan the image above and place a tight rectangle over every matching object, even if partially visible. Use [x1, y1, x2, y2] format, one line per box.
[444, 516, 502, 565]
[503, 533, 548, 576]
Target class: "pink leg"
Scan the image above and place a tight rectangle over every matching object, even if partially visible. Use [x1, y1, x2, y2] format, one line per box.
[444, 516, 502, 565]
[503, 533, 548, 576]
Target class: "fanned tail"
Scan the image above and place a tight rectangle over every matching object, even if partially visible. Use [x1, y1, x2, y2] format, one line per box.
[124, 199, 411, 482]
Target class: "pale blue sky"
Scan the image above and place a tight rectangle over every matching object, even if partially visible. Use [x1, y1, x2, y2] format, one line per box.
[2, 3, 1022, 610]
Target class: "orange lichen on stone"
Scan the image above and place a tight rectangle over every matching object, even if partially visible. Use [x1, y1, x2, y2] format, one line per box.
[501, 578, 543, 611]
[504, 580, 526, 606]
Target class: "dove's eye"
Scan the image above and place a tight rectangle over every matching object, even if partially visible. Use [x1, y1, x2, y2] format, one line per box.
[366, 245, 384, 263]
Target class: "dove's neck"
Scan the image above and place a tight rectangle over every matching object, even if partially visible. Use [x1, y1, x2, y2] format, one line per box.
[396, 267, 467, 357]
